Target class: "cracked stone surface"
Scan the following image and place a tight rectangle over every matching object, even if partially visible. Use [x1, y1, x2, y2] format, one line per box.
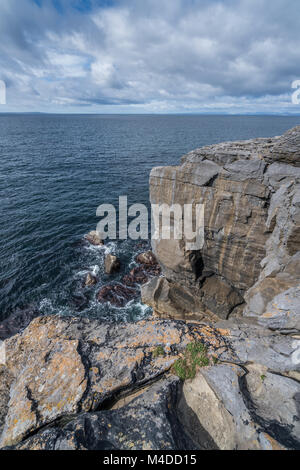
[0, 315, 299, 449]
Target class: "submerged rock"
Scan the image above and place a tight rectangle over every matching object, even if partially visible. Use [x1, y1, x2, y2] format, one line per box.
[0, 307, 39, 341]
[97, 283, 137, 307]
[123, 264, 161, 287]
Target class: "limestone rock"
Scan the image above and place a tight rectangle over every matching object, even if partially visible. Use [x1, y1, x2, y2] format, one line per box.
[84, 273, 97, 287]
[244, 364, 300, 448]
[147, 126, 300, 326]
[0, 316, 299, 449]
[0, 366, 13, 436]
[84, 231, 103, 246]
[141, 277, 213, 322]
[0, 315, 201, 447]
[200, 276, 244, 319]
[179, 363, 292, 450]
[135, 250, 158, 266]
[11, 377, 196, 451]
[104, 254, 120, 274]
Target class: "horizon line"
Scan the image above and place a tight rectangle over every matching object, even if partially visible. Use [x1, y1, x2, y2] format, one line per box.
[1, 112, 300, 117]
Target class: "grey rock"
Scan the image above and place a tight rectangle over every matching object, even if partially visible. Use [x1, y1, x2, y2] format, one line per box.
[105, 254, 121, 274]
[84, 230, 104, 246]
[147, 126, 300, 330]
[12, 377, 197, 451]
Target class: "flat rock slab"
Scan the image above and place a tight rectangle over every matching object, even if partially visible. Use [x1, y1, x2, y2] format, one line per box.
[12, 377, 196, 451]
[0, 315, 299, 449]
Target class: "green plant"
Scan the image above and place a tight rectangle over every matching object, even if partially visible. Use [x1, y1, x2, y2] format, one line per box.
[172, 342, 210, 381]
[153, 345, 165, 358]
[260, 374, 266, 383]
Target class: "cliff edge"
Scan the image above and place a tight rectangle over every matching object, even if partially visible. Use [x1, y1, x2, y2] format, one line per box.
[142, 126, 300, 329]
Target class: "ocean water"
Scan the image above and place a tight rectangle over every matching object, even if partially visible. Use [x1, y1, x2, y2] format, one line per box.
[1, 114, 299, 323]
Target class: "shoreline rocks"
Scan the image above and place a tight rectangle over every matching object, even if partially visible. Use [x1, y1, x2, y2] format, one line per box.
[105, 254, 121, 274]
[0, 315, 299, 450]
[84, 230, 104, 246]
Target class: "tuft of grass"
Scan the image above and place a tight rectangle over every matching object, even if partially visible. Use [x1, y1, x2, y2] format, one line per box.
[212, 356, 219, 365]
[260, 374, 266, 383]
[172, 342, 210, 381]
[153, 345, 165, 358]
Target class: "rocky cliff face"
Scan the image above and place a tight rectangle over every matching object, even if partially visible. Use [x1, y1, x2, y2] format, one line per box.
[143, 126, 300, 327]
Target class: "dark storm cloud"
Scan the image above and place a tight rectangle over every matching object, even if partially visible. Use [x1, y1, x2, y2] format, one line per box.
[0, 0, 300, 112]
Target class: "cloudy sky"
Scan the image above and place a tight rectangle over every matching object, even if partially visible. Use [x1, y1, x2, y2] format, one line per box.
[0, 0, 300, 114]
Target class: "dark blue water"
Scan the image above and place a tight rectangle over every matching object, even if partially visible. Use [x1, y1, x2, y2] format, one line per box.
[1, 114, 299, 322]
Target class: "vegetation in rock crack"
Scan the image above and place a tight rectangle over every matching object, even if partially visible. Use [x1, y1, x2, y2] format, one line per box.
[260, 374, 266, 383]
[172, 342, 210, 381]
[153, 345, 165, 358]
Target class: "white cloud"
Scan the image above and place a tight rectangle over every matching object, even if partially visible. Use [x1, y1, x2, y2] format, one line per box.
[0, 0, 299, 113]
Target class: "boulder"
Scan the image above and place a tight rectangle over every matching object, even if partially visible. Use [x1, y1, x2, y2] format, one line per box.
[84, 231, 103, 246]
[179, 364, 289, 450]
[84, 273, 97, 287]
[97, 284, 137, 307]
[141, 277, 212, 321]
[135, 251, 158, 266]
[122, 264, 161, 287]
[105, 254, 120, 274]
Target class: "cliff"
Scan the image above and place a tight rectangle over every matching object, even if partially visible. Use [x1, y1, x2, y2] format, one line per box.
[143, 126, 300, 328]
[0, 127, 299, 450]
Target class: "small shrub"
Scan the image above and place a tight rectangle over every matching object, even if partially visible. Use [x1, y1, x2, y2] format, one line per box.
[260, 374, 266, 383]
[172, 342, 210, 381]
[153, 345, 165, 358]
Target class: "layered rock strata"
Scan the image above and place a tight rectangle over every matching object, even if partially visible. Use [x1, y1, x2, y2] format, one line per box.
[143, 126, 300, 326]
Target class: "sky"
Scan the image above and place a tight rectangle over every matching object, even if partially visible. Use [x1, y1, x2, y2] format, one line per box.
[0, 0, 300, 114]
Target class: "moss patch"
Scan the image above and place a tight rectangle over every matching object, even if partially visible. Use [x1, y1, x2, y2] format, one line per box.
[172, 342, 211, 381]
[153, 346, 165, 358]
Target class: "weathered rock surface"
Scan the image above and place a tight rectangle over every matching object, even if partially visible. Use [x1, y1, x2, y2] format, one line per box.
[84, 273, 97, 287]
[11, 377, 197, 451]
[135, 251, 158, 266]
[84, 230, 104, 246]
[145, 126, 300, 327]
[0, 315, 299, 450]
[104, 254, 121, 274]
[97, 283, 138, 307]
